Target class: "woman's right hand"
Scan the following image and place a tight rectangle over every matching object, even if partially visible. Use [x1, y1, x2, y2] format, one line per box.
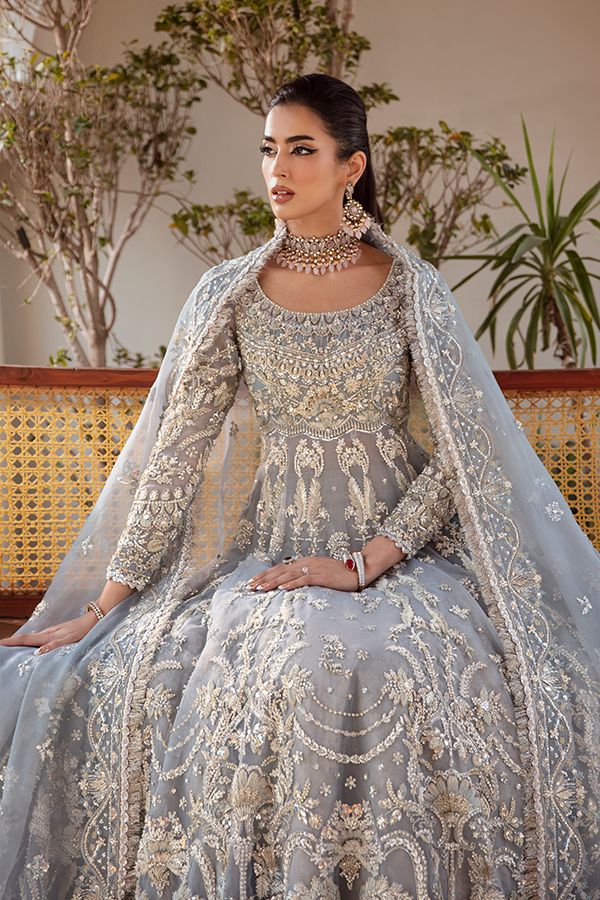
[0, 611, 99, 655]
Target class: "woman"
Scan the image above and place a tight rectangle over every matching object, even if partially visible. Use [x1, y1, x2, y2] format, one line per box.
[1, 73, 599, 899]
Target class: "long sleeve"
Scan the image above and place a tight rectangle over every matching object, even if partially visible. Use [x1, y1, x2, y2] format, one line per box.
[374, 448, 458, 559]
[106, 313, 241, 591]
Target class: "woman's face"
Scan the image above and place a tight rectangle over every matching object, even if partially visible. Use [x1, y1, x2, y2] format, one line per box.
[260, 103, 365, 232]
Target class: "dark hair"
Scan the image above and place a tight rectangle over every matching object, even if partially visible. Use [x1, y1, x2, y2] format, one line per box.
[266, 73, 384, 226]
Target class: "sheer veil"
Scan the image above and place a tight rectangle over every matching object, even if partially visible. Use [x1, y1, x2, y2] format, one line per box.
[12, 218, 600, 895]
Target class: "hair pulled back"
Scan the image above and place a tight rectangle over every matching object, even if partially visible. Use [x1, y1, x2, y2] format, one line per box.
[266, 73, 384, 226]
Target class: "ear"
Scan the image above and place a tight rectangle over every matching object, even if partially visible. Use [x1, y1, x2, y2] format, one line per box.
[346, 150, 367, 184]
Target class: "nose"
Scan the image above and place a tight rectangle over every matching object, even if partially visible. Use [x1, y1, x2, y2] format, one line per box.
[271, 151, 289, 179]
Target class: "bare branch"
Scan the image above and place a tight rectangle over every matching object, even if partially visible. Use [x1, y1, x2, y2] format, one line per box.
[0, 16, 203, 365]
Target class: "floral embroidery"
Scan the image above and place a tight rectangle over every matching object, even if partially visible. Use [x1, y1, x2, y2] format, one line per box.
[105, 308, 241, 590]
[544, 500, 565, 522]
[3, 234, 598, 900]
[577, 594, 592, 614]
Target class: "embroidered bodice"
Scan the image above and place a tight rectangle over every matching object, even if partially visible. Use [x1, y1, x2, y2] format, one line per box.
[106, 256, 457, 589]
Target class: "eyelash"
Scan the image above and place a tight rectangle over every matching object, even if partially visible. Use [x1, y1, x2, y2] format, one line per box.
[259, 145, 315, 156]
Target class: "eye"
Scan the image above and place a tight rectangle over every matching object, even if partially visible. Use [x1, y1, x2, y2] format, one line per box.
[259, 145, 315, 156]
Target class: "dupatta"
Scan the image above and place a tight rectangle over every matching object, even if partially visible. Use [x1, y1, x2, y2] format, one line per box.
[19, 219, 600, 897]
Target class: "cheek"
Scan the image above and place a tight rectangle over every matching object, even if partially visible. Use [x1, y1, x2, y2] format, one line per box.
[297, 156, 333, 189]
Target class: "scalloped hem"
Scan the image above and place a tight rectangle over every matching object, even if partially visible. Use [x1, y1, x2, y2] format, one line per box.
[375, 528, 417, 559]
[105, 567, 147, 592]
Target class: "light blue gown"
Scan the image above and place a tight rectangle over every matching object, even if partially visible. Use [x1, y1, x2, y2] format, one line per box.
[0, 255, 597, 898]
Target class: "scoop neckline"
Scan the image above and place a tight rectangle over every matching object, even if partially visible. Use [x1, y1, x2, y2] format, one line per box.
[252, 255, 400, 318]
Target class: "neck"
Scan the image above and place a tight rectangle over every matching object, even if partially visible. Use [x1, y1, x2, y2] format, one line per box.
[283, 211, 344, 239]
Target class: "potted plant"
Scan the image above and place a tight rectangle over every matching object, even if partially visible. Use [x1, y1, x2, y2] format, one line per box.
[445, 116, 600, 369]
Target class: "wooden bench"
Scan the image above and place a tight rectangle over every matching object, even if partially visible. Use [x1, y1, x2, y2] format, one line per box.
[1, 366, 598, 633]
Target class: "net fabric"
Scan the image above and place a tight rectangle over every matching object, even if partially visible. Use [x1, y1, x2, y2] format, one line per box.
[6, 218, 599, 896]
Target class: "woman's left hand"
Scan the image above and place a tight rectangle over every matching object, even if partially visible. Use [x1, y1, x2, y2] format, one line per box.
[248, 555, 361, 593]
[248, 539, 407, 594]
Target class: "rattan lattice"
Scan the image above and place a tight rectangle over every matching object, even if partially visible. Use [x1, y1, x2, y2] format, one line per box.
[1, 386, 147, 595]
[1, 380, 598, 598]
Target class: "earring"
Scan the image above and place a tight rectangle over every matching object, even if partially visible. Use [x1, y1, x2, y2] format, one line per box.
[341, 181, 372, 238]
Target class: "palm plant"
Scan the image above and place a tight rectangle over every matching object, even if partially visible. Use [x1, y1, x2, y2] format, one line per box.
[446, 116, 600, 369]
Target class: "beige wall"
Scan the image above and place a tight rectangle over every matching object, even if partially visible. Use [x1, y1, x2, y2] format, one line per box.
[1, 0, 598, 368]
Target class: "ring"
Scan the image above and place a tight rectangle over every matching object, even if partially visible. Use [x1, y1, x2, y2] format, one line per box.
[282, 556, 294, 565]
[301, 565, 309, 576]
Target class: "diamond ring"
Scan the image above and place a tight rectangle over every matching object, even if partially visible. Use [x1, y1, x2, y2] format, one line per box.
[301, 565, 309, 576]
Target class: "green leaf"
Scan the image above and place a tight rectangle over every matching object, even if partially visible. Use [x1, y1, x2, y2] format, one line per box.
[556, 147, 573, 211]
[511, 233, 545, 262]
[520, 115, 544, 228]
[448, 256, 495, 291]
[505, 295, 536, 369]
[571, 293, 597, 364]
[524, 296, 542, 368]
[545, 128, 556, 236]
[473, 276, 532, 339]
[471, 148, 531, 222]
[487, 256, 528, 297]
[565, 248, 600, 327]
[554, 179, 600, 247]
[482, 222, 528, 250]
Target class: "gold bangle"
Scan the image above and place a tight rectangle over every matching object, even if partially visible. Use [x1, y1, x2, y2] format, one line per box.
[84, 601, 105, 622]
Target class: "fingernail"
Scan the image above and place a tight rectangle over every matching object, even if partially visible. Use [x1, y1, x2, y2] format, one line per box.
[33, 648, 41, 655]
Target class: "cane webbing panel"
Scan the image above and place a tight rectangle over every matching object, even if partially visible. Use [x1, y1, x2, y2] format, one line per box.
[502, 387, 599, 548]
[1, 379, 598, 600]
[0, 385, 147, 595]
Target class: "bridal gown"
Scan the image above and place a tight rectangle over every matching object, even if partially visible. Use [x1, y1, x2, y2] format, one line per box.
[0, 254, 590, 899]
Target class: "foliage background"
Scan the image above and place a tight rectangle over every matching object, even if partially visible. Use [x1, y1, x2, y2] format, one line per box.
[0, 0, 598, 369]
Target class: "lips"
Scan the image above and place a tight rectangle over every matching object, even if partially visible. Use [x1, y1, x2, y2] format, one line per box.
[272, 186, 295, 198]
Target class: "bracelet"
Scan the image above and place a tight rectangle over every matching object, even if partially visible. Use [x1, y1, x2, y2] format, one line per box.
[351, 550, 367, 589]
[341, 550, 366, 590]
[84, 601, 105, 622]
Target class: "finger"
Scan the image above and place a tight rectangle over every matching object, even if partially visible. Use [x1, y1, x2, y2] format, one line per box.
[0, 632, 45, 648]
[249, 561, 303, 588]
[255, 565, 313, 590]
[272, 576, 309, 590]
[34, 640, 65, 656]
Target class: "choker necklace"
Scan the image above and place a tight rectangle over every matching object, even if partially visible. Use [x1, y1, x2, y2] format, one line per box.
[274, 181, 373, 276]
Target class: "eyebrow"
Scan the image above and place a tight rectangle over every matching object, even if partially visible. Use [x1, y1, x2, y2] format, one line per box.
[262, 134, 316, 143]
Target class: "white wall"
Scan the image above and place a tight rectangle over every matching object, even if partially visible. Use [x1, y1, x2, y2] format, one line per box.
[0, 0, 598, 368]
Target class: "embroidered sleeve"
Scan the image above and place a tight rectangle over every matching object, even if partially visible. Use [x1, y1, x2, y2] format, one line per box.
[374, 449, 458, 559]
[105, 315, 241, 591]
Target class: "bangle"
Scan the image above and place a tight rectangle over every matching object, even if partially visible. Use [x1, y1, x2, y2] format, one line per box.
[84, 601, 105, 622]
[351, 551, 366, 589]
[341, 551, 361, 591]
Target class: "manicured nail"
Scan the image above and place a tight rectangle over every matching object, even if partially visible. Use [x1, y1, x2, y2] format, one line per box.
[33, 648, 41, 655]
